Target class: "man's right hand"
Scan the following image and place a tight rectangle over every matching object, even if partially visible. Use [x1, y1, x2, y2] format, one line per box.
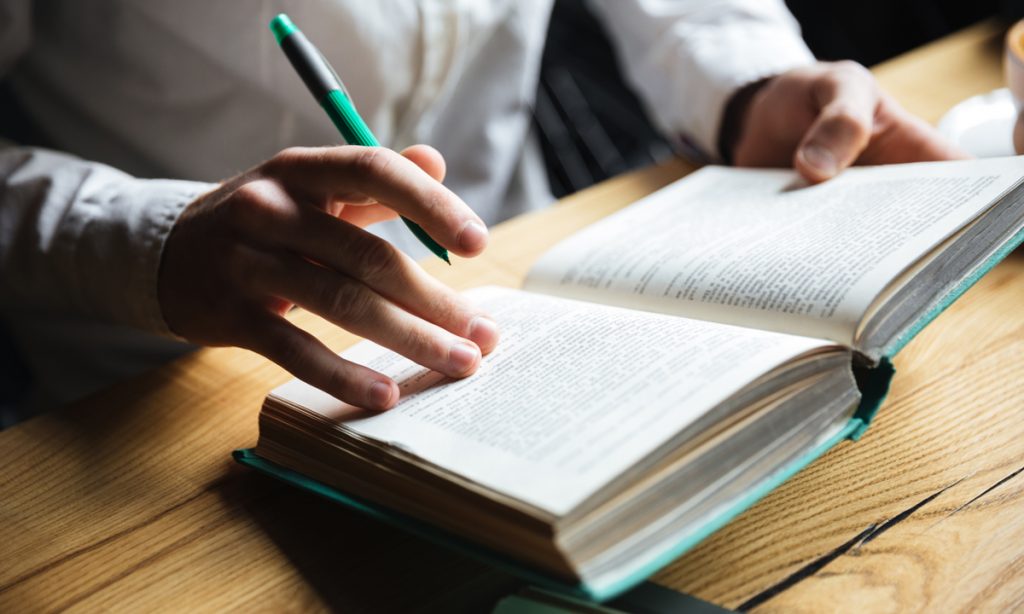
[158, 144, 498, 411]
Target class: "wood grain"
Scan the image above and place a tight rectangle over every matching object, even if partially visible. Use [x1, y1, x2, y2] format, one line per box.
[1, 17, 1021, 614]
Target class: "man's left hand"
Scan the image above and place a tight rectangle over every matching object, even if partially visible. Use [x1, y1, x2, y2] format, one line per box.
[726, 61, 968, 183]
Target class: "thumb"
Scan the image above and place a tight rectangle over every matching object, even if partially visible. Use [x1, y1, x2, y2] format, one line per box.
[795, 64, 878, 183]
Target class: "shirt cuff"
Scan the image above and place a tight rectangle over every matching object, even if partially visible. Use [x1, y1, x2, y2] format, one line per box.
[681, 25, 815, 159]
[68, 175, 212, 336]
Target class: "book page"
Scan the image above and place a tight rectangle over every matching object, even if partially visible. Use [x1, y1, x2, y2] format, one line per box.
[524, 158, 1024, 346]
[271, 287, 837, 516]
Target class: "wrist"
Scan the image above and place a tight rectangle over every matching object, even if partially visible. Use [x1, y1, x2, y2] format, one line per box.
[717, 77, 772, 164]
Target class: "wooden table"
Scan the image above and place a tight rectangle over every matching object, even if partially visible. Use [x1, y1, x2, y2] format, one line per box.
[3, 19, 1022, 614]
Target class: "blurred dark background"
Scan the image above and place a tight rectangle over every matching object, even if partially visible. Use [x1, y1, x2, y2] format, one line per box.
[788, 0, 1003, 65]
[536, 0, 1024, 198]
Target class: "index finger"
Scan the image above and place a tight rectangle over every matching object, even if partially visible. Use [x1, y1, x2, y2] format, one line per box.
[264, 146, 488, 257]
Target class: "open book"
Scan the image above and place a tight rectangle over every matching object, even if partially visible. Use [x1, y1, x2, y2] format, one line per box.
[237, 157, 1024, 601]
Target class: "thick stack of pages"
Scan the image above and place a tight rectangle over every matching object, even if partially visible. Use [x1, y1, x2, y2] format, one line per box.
[250, 157, 1024, 598]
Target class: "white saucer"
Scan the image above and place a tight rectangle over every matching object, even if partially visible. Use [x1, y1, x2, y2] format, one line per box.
[937, 88, 1017, 158]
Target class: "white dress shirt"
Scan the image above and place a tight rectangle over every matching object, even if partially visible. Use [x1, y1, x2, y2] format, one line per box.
[0, 0, 813, 411]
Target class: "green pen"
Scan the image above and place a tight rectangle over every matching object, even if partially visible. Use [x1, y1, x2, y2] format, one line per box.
[269, 13, 451, 264]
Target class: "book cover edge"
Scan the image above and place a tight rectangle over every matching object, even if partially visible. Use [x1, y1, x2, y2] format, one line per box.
[232, 421, 856, 603]
[883, 222, 1024, 359]
[231, 448, 600, 600]
[850, 219, 1024, 439]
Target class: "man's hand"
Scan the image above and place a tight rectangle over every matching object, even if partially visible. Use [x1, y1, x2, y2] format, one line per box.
[158, 144, 498, 411]
[725, 61, 968, 182]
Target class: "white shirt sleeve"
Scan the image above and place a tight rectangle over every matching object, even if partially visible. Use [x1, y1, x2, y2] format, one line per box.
[1, 3, 215, 337]
[588, 0, 815, 159]
[0, 144, 212, 335]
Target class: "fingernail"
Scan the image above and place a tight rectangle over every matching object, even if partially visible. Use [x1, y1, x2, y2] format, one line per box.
[468, 316, 500, 353]
[458, 221, 488, 253]
[448, 342, 481, 376]
[369, 381, 395, 410]
[800, 144, 837, 177]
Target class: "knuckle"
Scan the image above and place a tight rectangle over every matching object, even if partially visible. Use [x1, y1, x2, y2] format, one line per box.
[827, 61, 878, 96]
[350, 235, 402, 280]
[420, 185, 450, 217]
[226, 179, 294, 231]
[266, 328, 308, 371]
[422, 287, 469, 330]
[320, 278, 373, 323]
[324, 362, 358, 399]
[448, 298, 478, 334]
[835, 59, 869, 78]
[827, 105, 871, 137]
[229, 180, 268, 208]
[268, 146, 310, 170]
[351, 146, 396, 179]
[223, 181, 266, 227]
[402, 322, 444, 360]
